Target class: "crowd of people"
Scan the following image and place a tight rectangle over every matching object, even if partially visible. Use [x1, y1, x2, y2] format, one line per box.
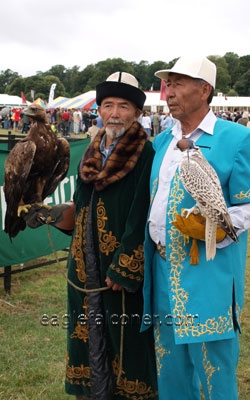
[1, 104, 250, 139]
[0, 106, 103, 136]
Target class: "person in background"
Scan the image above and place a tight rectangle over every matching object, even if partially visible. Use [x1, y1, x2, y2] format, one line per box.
[237, 110, 249, 126]
[72, 108, 82, 134]
[142, 56, 250, 400]
[21, 110, 30, 133]
[160, 111, 174, 131]
[95, 113, 103, 128]
[24, 71, 158, 400]
[86, 118, 99, 141]
[141, 110, 152, 137]
[12, 107, 22, 132]
[56, 107, 63, 134]
[152, 111, 160, 136]
[61, 108, 71, 137]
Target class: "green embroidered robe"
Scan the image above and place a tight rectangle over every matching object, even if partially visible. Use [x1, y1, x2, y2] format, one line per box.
[65, 139, 158, 399]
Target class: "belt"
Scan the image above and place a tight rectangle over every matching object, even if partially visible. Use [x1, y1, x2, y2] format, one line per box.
[156, 244, 166, 260]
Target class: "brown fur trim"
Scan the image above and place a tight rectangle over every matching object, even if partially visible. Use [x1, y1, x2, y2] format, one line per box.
[80, 121, 148, 191]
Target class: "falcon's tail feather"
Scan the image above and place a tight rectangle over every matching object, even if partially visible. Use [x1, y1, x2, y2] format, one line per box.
[205, 219, 217, 261]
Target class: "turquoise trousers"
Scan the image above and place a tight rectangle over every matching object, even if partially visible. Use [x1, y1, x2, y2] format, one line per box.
[151, 250, 239, 400]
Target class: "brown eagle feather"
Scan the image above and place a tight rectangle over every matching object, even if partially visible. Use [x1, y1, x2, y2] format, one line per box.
[4, 104, 70, 239]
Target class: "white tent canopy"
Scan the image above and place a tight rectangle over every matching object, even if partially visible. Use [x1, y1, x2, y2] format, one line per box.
[144, 92, 250, 112]
[3, 91, 249, 111]
[0, 94, 30, 107]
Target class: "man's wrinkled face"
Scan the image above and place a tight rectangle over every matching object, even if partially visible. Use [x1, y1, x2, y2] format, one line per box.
[165, 73, 211, 121]
[98, 97, 141, 139]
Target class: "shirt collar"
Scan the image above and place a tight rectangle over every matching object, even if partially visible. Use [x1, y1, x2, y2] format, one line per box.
[171, 109, 217, 140]
[100, 133, 120, 166]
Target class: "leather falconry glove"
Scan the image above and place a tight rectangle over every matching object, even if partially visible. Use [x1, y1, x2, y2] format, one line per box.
[22, 203, 70, 229]
[172, 210, 226, 264]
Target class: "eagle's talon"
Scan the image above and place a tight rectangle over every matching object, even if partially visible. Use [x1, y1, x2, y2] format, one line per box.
[17, 204, 32, 217]
[33, 202, 52, 211]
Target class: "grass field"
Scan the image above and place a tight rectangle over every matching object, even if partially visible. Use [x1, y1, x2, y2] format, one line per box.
[0, 249, 250, 399]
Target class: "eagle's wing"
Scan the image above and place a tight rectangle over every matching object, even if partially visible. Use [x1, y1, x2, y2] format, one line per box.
[42, 137, 70, 198]
[4, 140, 36, 237]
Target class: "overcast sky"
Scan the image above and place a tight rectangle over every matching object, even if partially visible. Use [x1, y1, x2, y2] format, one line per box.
[1, 0, 249, 78]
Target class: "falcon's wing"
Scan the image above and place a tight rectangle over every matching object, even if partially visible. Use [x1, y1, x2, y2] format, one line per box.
[4, 140, 36, 237]
[180, 148, 237, 241]
[42, 137, 70, 198]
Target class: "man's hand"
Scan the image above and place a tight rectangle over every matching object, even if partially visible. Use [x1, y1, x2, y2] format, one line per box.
[172, 211, 226, 242]
[105, 277, 123, 291]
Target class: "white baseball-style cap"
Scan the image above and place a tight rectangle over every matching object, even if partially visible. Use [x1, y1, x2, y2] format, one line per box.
[155, 56, 217, 88]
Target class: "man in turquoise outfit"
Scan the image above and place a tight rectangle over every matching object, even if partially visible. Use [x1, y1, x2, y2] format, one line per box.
[142, 56, 250, 399]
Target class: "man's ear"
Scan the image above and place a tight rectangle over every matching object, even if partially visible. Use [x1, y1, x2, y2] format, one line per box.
[202, 82, 212, 100]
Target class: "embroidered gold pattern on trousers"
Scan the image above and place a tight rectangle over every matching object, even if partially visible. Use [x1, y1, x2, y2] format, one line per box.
[154, 323, 169, 377]
[202, 342, 220, 399]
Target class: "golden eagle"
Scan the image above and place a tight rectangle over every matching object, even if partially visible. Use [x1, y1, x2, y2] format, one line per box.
[4, 104, 70, 239]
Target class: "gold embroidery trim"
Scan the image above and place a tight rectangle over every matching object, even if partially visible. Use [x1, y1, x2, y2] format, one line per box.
[70, 207, 88, 283]
[117, 244, 144, 280]
[113, 355, 158, 399]
[65, 351, 91, 385]
[233, 189, 250, 201]
[154, 322, 169, 377]
[202, 342, 220, 399]
[169, 173, 234, 338]
[97, 198, 120, 255]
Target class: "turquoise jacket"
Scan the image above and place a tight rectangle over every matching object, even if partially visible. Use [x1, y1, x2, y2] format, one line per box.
[142, 118, 250, 344]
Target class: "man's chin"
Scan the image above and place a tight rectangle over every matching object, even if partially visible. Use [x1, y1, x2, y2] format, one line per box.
[106, 127, 125, 139]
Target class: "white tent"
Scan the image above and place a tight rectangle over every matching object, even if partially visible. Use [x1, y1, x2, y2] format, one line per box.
[210, 95, 250, 111]
[144, 91, 169, 112]
[0, 94, 30, 107]
[144, 92, 250, 112]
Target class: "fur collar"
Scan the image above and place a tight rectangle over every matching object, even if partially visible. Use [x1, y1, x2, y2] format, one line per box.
[79, 121, 148, 191]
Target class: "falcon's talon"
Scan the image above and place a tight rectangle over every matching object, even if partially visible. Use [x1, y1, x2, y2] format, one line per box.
[181, 206, 201, 218]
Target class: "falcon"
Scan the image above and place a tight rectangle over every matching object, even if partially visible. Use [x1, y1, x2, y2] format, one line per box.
[4, 104, 70, 239]
[177, 139, 238, 260]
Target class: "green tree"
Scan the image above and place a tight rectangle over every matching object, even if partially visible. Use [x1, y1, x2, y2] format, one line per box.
[147, 60, 173, 91]
[6, 77, 26, 97]
[224, 52, 240, 88]
[0, 69, 21, 93]
[235, 70, 250, 96]
[208, 55, 231, 94]
[132, 60, 150, 90]
[7, 75, 65, 102]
